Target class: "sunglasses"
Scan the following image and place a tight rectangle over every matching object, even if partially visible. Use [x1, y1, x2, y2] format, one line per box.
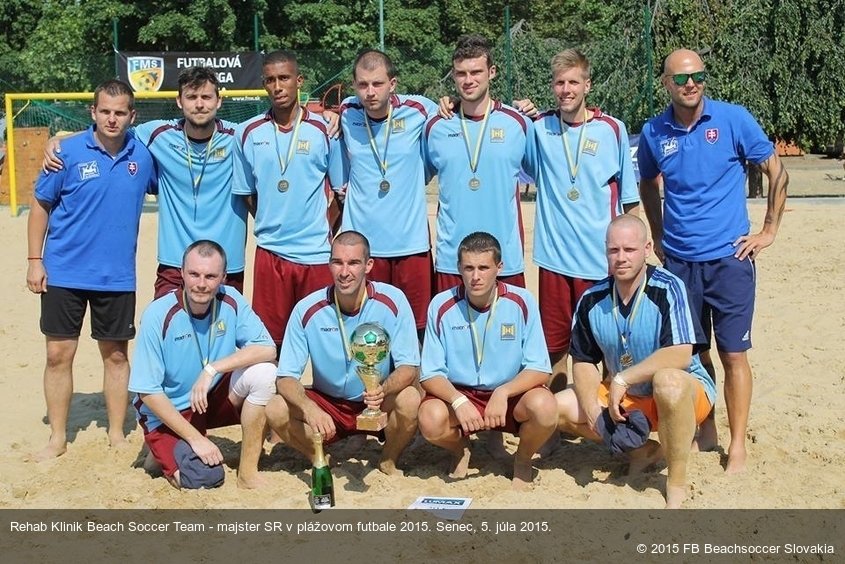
[671, 71, 707, 86]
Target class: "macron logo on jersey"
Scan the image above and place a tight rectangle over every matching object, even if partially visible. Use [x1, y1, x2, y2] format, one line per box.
[660, 137, 679, 157]
[78, 160, 100, 180]
[705, 128, 719, 144]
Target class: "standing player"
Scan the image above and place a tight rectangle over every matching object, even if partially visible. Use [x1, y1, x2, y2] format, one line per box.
[44, 67, 249, 297]
[425, 35, 535, 293]
[418, 232, 557, 489]
[26, 80, 156, 460]
[266, 231, 421, 475]
[339, 49, 438, 336]
[525, 49, 639, 392]
[637, 49, 788, 473]
[233, 50, 346, 348]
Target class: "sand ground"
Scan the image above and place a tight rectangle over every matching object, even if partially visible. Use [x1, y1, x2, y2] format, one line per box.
[0, 155, 842, 510]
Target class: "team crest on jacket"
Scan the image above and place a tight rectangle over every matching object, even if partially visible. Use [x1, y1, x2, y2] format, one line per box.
[127, 162, 138, 176]
[705, 128, 719, 144]
[500, 323, 516, 340]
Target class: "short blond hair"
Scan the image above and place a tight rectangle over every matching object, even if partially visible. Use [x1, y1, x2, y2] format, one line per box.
[550, 49, 591, 80]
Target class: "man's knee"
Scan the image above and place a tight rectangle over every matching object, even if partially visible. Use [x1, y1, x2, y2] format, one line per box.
[518, 388, 558, 427]
[265, 395, 291, 429]
[391, 386, 421, 421]
[45, 339, 77, 369]
[231, 363, 276, 407]
[418, 399, 449, 439]
[98, 340, 129, 365]
[554, 389, 580, 426]
[653, 369, 693, 408]
[718, 350, 750, 372]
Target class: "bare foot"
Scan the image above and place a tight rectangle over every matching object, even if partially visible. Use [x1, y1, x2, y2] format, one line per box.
[483, 431, 510, 461]
[377, 458, 404, 476]
[664, 483, 687, 509]
[725, 444, 747, 474]
[237, 472, 267, 489]
[109, 428, 129, 447]
[27, 438, 67, 462]
[628, 440, 663, 475]
[511, 458, 534, 491]
[448, 445, 472, 479]
[691, 418, 718, 452]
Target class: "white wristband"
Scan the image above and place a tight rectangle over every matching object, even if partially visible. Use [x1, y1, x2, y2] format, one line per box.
[612, 374, 629, 388]
[203, 363, 218, 377]
[451, 395, 469, 410]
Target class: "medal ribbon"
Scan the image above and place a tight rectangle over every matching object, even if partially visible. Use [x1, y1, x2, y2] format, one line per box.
[460, 100, 492, 177]
[466, 286, 499, 368]
[183, 291, 218, 369]
[612, 272, 648, 357]
[333, 287, 369, 363]
[183, 128, 216, 219]
[364, 103, 393, 178]
[273, 106, 303, 178]
[560, 108, 589, 184]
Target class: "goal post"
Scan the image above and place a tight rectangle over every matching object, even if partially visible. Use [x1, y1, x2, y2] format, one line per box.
[2, 89, 266, 216]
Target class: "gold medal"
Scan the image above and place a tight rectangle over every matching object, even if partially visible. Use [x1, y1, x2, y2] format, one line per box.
[379, 179, 390, 192]
[278, 179, 289, 192]
[567, 187, 580, 201]
[620, 352, 634, 368]
[469, 177, 481, 190]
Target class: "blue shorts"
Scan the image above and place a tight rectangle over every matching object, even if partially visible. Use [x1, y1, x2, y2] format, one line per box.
[663, 253, 755, 353]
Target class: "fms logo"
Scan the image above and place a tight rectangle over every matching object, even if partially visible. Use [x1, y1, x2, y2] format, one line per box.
[128, 57, 164, 92]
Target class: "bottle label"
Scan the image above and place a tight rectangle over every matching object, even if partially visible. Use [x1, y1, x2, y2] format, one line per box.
[311, 492, 333, 510]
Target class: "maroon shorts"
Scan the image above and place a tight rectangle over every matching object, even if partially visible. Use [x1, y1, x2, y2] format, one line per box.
[422, 384, 546, 436]
[305, 388, 386, 444]
[154, 264, 245, 300]
[435, 272, 526, 294]
[538, 268, 597, 354]
[141, 372, 240, 477]
[368, 252, 433, 329]
[253, 247, 333, 346]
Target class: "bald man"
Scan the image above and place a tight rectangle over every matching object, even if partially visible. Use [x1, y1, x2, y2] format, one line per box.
[636, 48, 788, 473]
[556, 215, 715, 508]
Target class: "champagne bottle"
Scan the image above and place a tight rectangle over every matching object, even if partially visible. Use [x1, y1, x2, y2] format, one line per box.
[310, 432, 334, 512]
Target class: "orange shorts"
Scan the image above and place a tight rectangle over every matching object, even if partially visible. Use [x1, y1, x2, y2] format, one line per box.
[597, 378, 711, 428]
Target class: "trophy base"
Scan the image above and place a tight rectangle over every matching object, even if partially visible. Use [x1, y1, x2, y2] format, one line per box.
[356, 411, 388, 432]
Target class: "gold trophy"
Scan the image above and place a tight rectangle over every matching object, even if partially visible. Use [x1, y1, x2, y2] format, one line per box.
[349, 322, 390, 431]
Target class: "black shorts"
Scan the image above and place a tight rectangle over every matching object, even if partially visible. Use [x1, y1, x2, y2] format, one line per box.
[40, 286, 136, 340]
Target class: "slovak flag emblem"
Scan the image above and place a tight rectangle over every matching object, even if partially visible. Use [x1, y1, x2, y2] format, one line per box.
[705, 128, 719, 144]
[128, 162, 138, 176]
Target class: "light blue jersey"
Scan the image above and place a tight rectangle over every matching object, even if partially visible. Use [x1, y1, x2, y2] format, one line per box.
[232, 108, 346, 264]
[34, 126, 155, 291]
[129, 286, 274, 432]
[526, 109, 639, 280]
[339, 94, 437, 258]
[277, 281, 420, 401]
[421, 282, 551, 390]
[570, 266, 716, 404]
[134, 119, 248, 273]
[424, 101, 534, 276]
